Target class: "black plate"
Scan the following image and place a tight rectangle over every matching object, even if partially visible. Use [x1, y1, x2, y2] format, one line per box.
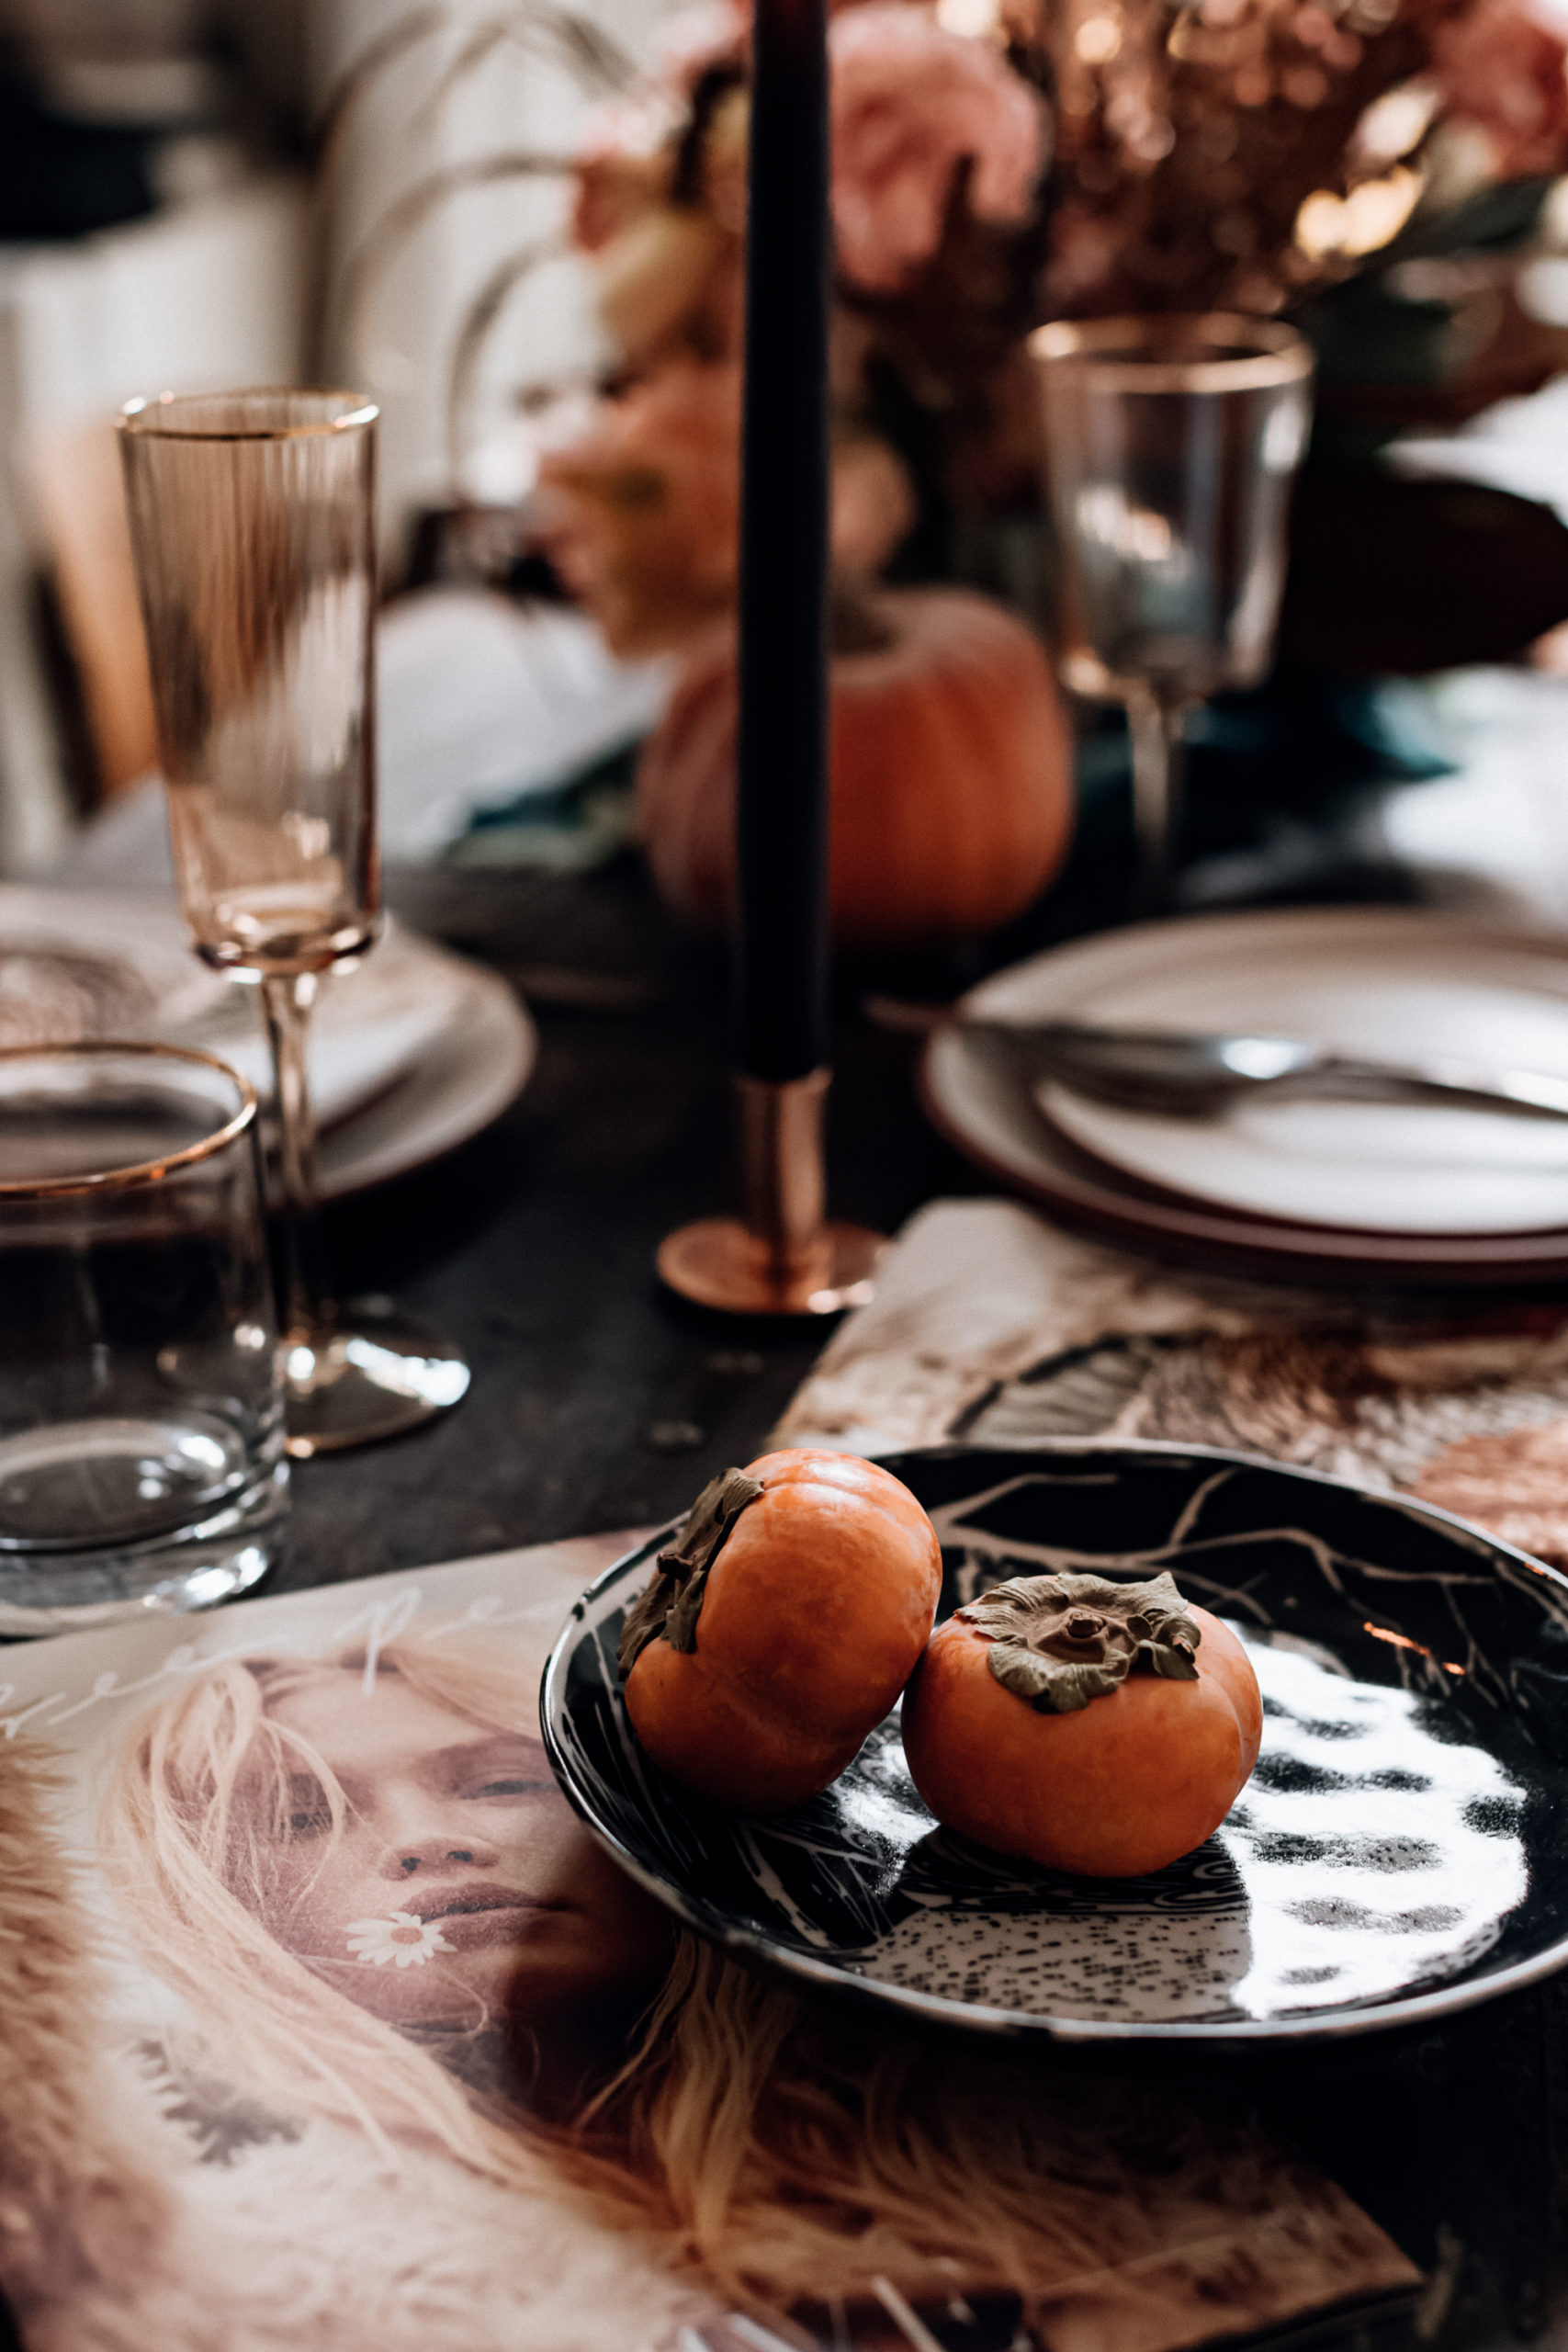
[540, 1443, 1568, 2041]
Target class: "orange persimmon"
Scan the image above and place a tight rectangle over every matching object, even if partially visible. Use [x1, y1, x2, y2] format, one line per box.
[900, 1571, 1262, 1878]
[619, 1448, 942, 1811]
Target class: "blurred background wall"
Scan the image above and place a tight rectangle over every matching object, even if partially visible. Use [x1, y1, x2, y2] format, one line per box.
[0, 0, 665, 869]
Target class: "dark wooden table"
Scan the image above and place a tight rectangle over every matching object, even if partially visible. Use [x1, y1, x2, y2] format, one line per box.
[284, 670, 1438, 1592]
[289, 854, 977, 1589]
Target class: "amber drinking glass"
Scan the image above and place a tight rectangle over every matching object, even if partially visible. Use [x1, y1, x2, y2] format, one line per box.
[118, 390, 468, 1456]
[1031, 315, 1314, 904]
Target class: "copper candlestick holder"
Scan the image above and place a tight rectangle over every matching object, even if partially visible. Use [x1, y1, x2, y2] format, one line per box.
[658, 1068, 886, 1315]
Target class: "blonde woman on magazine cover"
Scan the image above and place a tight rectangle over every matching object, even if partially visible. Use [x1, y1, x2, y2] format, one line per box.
[90, 1627, 1145, 2324]
[70, 1623, 1405, 2352]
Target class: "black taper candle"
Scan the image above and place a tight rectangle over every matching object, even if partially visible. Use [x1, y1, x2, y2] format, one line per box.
[734, 0, 832, 1083]
[657, 0, 881, 1312]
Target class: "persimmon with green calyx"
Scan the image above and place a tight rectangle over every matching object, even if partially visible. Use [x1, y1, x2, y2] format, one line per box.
[900, 1570, 1262, 1879]
[618, 1448, 942, 1812]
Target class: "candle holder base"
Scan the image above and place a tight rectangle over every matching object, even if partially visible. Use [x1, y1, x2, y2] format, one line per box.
[659, 1067, 886, 1314]
[658, 1216, 884, 1316]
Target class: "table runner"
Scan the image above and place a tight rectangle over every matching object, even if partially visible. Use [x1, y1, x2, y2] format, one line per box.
[780, 1197, 1568, 1566]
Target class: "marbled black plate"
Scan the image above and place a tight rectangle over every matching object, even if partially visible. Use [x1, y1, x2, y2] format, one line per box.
[540, 1443, 1568, 2041]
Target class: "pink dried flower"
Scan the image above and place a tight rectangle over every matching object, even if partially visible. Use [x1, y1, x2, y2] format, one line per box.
[538, 363, 915, 649]
[571, 1, 1049, 298]
[571, 9, 743, 256]
[1429, 0, 1568, 179]
[536, 364, 742, 655]
[572, 140, 673, 254]
[832, 429, 918, 573]
[570, 2, 742, 252]
[829, 4, 1049, 292]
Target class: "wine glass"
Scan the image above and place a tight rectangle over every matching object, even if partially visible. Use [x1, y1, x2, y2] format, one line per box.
[118, 389, 469, 1457]
[1030, 315, 1314, 907]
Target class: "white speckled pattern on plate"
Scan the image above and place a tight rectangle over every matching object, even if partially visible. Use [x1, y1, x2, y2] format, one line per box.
[540, 1443, 1568, 2041]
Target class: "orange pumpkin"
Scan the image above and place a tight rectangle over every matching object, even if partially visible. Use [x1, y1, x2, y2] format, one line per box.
[900, 1571, 1262, 1878]
[636, 585, 1076, 948]
[619, 1447, 942, 1811]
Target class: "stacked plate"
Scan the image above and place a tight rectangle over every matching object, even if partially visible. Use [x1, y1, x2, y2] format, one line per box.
[922, 907, 1568, 1283]
[0, 888, 535, 1197]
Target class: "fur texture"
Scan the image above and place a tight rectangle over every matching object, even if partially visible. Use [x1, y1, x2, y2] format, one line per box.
[0, 1738, 713, 2352]
[0, 1739, 180, 2351]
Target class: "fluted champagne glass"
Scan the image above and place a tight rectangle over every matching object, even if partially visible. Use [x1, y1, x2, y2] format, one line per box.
[1031, 316, 1314, 906]
[118, 389, 469, 1456]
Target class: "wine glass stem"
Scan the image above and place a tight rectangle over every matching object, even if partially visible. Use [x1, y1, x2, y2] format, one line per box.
[260, 972, 333, 1343]
[1126, 690, 1190, 911]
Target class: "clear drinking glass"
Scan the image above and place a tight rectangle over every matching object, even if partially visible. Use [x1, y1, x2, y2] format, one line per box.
[1031, 315, 1314, 904]
[0, 1042, 286, 1632]
[117, 389, 469, 1458]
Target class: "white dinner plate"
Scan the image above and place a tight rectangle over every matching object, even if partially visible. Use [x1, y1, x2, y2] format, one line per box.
[922, 910, 1568, 1280]
[0, 885, 225, 1046]
[1029, 910, 1568, 1236]
[0, 888, 535, 1198]
[314, 959, 533, 1198]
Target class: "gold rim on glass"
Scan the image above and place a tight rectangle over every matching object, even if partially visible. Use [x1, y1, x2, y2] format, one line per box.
[0, 1041, 259, 1202]
[1029, 314, 1314, 395]
[118, 389, 379, 443]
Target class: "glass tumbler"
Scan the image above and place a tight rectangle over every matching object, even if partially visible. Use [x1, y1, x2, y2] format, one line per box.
[1031, 314, 1314, 903]
[0, 1043, 286, 1632]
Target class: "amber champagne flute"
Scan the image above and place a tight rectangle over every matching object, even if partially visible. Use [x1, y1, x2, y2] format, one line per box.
[118, 389, 468, 1456]
[1031, 315, 1314, 907]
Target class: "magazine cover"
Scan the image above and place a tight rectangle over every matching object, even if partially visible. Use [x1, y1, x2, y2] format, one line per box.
[0, 1533, 1421, 2352]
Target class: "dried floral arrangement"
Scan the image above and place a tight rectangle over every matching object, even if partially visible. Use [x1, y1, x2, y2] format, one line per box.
[1043, 0, 1567, 319]
[323, 0, 1568, 655]
[318, 0, 1568, 948]
[541, 0, 1055, 643]
[536, 0, 1568, 650]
